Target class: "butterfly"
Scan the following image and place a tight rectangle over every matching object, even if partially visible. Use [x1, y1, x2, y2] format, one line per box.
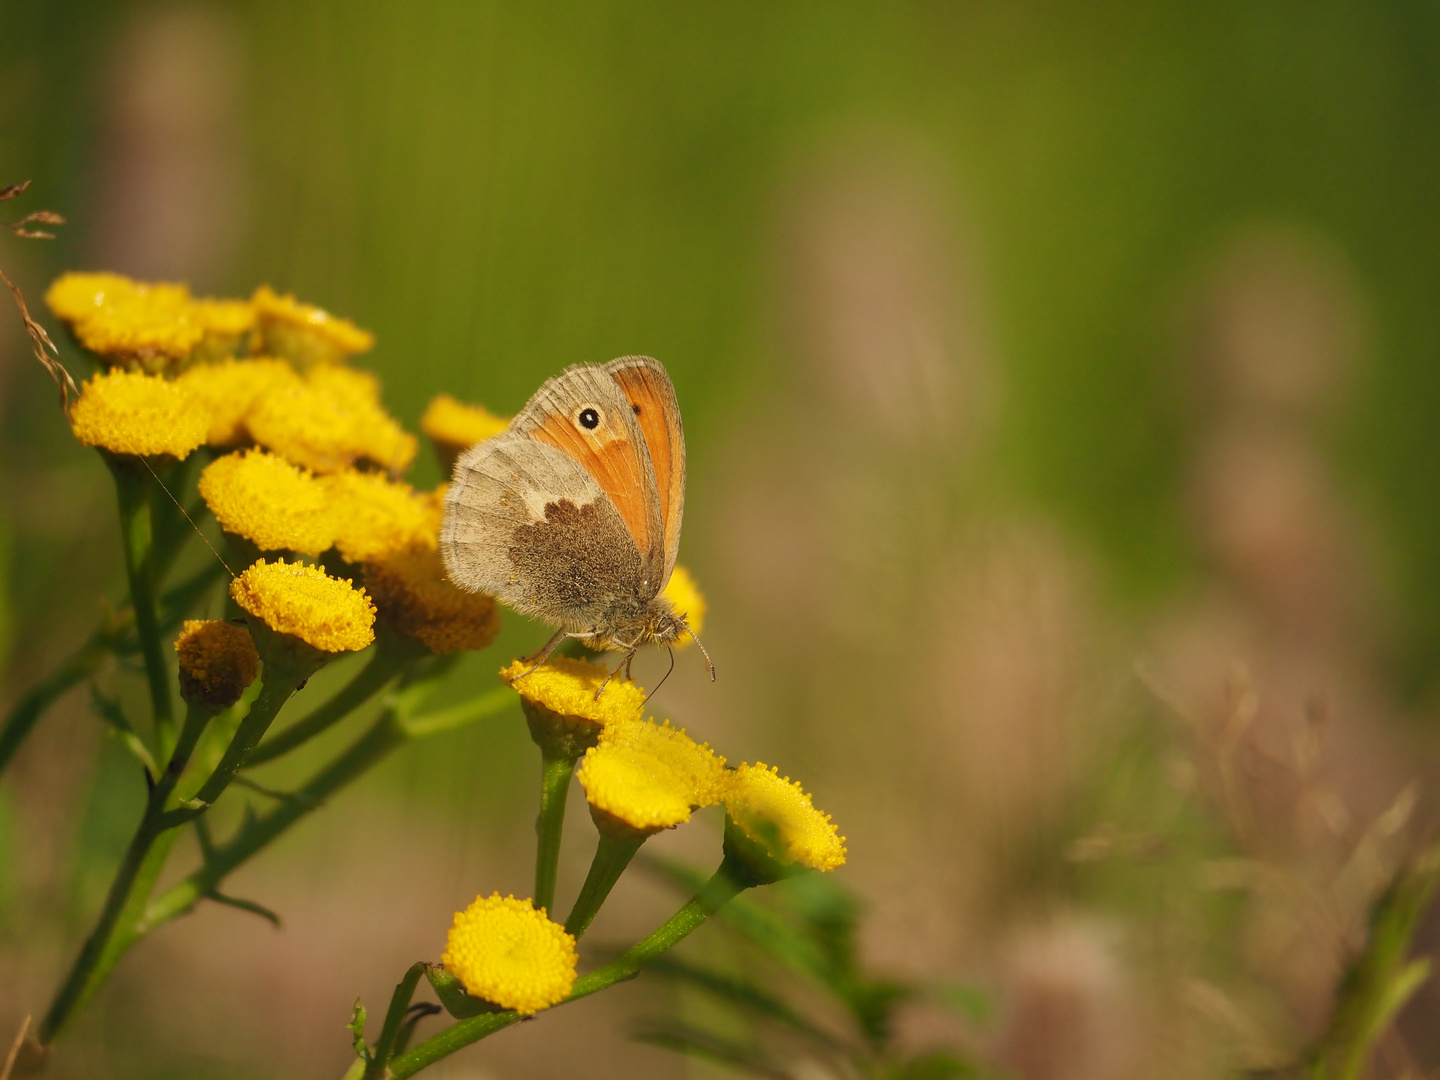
[440, 355, 713, 684]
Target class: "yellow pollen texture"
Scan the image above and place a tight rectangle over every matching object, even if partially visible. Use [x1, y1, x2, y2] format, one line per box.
[174, 619, 260, 709]
[722, 763, 847, 872]
[578, 719, 726, 831]
[499, 657, 646, 729]
[69, 369, 209, 458]
[198, 450, 335, 555]
[364, 544, 501, 654]
[323, 470, 436, 563]
[230, 558, 376, 653]
[177, 357, 301, 446]
[420, 394, 510, 450]
[442, 894, 577, 1015]
[661, 565, 706, 645]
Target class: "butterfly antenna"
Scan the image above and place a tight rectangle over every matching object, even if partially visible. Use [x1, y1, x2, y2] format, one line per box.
[141, 457, 236, 578]
[689, 628, 717, 682]
[644, 647, 678, 704]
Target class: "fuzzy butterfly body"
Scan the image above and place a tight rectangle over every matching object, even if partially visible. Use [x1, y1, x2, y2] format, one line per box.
[440, 356, 695, 663]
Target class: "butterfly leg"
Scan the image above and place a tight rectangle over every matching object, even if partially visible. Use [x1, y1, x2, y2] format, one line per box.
[593, 649, 639, 700]
[511, 628, 572, 682]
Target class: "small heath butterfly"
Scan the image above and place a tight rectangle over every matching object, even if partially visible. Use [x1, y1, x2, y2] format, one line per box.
[440, 356, 712, 684]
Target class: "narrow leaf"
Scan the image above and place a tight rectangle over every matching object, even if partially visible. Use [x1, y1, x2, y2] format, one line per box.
[0, 181, 30, 202]
[425, 964, 495, 1019]
[633, 1020, 793, 1080]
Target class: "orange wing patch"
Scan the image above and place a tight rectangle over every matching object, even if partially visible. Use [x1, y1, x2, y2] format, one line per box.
[610, 361, 685, 576]
[532, 411, 651, 559]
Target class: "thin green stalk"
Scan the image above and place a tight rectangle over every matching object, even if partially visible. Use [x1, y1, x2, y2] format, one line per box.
[141, 684, 516, 936]
[247, 645, 407, 767]
[365, 962, 427, 1079]
[535, 753, 578, 915]
[172, 661, 305, 822]
[39, 700, 213, 1042]
[107, 455, 175, 758]
[388, 859, 751, 1078]
[565, 828, 646, 938]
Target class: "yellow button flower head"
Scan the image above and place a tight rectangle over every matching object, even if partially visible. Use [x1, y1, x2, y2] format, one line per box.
[174, 619, 260, 710]
[501, 657, 647, 760]
[501, 657, 646, 729]
[442, 894, 577, 1015]
[177, 357, 301, 446]
[46, 271, 201, 370]
[198, 450, 335, 556]
[230, 558, 375, 654]
[306, 363, 417, 472]
[420, 393, 509, 471]
[245, 365, 416, 474]
[69, 369, 209, 459]
[661, 565, 706, 646]
[323, 469, 436, 564]
[364, 543, 501, 654]
[578, 718, 726, 832]
[189, 298, 257, 362]
[722, 763, 847, 874]
[251, 285, 375, 367]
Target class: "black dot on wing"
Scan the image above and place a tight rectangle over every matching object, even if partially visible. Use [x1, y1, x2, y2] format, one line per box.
[578, 407, 600, 430]
[632, 403, 642, 414]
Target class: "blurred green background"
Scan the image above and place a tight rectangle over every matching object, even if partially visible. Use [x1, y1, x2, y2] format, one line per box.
[5, 2, 1440, 1078]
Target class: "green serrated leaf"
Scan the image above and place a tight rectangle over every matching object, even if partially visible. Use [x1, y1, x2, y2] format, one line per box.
[425, 964, 494, 1018]
[348, 999, 370, 1061]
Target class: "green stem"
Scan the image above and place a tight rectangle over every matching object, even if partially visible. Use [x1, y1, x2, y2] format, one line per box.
[365, 962, 427, 1079]
[140, 684, 515, 936]
[173, 661, 305, 821]
[535, 753, 578, 915]
[108, 455, 175, 759]
[388, 859, 751, 1078]
[565, 828, 646, 938]
[247, 645, 406, 767]
[39, 700, 213, 1043]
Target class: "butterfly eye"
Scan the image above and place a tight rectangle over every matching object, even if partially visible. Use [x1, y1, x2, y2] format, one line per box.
[577, 406, 601, 430]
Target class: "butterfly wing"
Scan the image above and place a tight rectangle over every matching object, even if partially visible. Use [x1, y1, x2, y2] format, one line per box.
[441, 430, 648, 631]
[603, 356, 685, 589]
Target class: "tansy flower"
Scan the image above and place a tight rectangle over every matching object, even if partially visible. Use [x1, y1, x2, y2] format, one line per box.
[323, 470, 436, 563]
[251, 285, 375, 367]
[198, 450, 335, 556]
[177, 357, 300, 445]
[501, 656, 647, 761]
[721, 763, 846, 874]
[69, 369, 209, 459]
[363, 543, 501, 654]
[661, 565, 706, 646]
[230, 558, 375, 654]
[188, 298, 256, 363]
[46, 272, 201, 370]
[174, 619, 260, 710]
[578, 718, 726, 832]
[420, 393, 509, 471]
[441, 894, 577, 1015]
[246, 369, 417, 474]
[306, 363, 417, 472]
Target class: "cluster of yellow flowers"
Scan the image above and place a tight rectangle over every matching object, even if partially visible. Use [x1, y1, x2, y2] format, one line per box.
[49, 271, 501, 660]
[441, 654, 846, 1014]
[50, 269, 845, 1046]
